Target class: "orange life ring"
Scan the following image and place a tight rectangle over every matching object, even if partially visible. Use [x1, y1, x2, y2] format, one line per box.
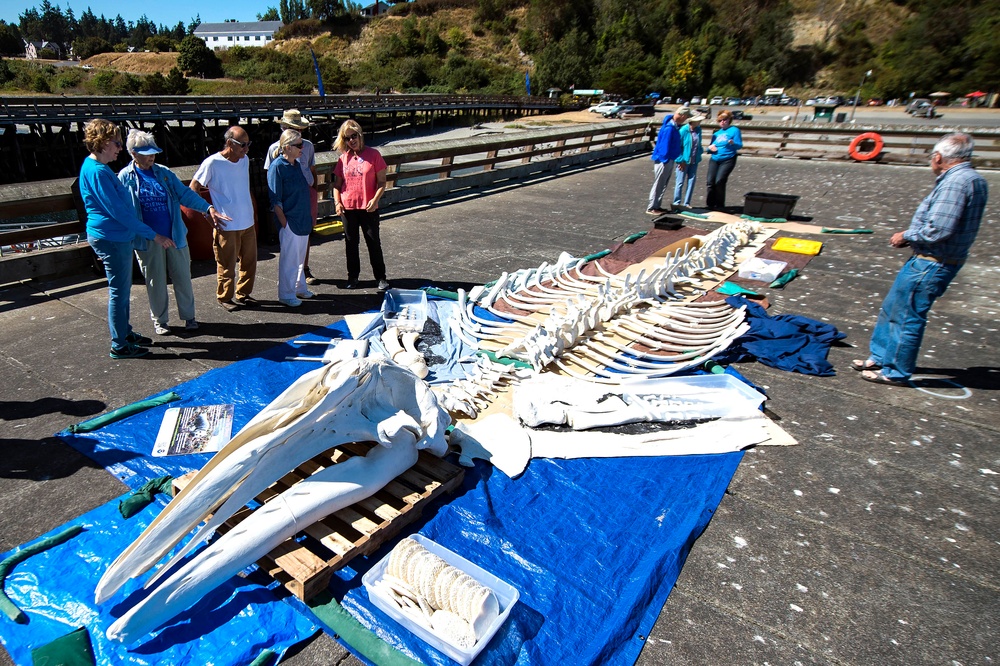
[848, 132, 884, 161]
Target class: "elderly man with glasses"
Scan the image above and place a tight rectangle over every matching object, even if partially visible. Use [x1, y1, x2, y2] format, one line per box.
[853, 132, 989, 386]
[190, 125, 259, 311]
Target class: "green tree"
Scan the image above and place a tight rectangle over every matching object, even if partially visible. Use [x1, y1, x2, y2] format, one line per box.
[72, 36, 112, 59]
[177, 35, 222, 78]
[141, 71, 168, 94]
[0, 21, 24, 56]
[258, 7, 281, 21]
[165, 66, 190, 94]
[145, 35, 174, 52]
[535, 27, 594, 91]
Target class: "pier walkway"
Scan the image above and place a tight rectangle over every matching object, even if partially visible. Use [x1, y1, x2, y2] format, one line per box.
[1, 154, 997, 665]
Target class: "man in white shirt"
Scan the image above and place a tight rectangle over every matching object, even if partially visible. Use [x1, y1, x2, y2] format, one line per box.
[264, 109, 319, 284]
[190, 125, 258, 310]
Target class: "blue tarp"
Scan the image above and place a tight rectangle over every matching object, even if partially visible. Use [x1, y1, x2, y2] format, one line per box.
[29, 313, 744, 665]
[0, 494, 318, 666]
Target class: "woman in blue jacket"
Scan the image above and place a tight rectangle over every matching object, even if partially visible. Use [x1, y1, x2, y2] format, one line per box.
[705, 109, 743, 211]
[673, 113, 705, 208]
[79, 119, 175, 359]
[267, 129, 313, 307]
[119, 130, 230, 335]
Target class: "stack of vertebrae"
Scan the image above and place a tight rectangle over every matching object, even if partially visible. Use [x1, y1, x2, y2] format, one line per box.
[375, 537, 500, 649]
[452, 220, 760, 378]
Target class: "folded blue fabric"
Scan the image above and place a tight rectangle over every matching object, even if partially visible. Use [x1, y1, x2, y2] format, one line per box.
[716, 296, 845, 376]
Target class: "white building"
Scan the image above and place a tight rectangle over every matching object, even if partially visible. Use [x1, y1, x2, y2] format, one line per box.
[192, 21, 283, 51]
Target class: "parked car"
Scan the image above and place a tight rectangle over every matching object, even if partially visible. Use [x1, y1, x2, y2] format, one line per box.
[867, 98, 883, 106]
[905, 98, 932, 114]
[710, 96, 725, 105]
[589, 101, 618, 114]
[804, 98, 818, 106]
[731, 109, 753, 121]
[725, 97, 742, 105]
[910, 102, 938, 118]
[615, 104, 656, 118]
[690, 96, 703, 104]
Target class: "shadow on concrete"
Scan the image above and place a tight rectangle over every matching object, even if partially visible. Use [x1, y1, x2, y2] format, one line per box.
[0, 435, 123, 481]
[0, 397, 106, 421]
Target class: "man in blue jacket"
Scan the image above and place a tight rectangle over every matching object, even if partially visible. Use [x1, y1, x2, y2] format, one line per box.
[647, 106, 691, 215]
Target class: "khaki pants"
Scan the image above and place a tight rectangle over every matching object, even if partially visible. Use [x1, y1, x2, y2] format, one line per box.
[214, 226, 257, 302]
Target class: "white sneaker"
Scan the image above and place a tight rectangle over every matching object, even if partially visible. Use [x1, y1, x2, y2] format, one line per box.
[154, 323, 170, 335]
[185, 319, 199, 330]
[296, 290, 315, 299]
[279, 297, 302, 307]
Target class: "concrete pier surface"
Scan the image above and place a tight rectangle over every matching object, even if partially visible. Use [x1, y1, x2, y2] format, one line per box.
[1, 152, 997, 665]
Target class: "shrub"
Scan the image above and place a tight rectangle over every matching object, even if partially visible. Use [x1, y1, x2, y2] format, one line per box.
[53, 67, 84, 90]
[141, 72, 168, 95]
[37, 47, 58, 60]
[275, 19, 325, 39]
[31, 72, 50, 92]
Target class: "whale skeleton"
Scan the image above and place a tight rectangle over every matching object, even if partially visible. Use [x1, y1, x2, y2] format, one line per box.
[99, 357, 450, 641]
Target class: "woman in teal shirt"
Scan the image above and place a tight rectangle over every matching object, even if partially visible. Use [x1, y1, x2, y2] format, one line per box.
[705, 110, 743, 211]
[79, 119, 175, 359]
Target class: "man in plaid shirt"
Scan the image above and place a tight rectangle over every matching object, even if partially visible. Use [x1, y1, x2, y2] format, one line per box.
[854, 132, 988, 386]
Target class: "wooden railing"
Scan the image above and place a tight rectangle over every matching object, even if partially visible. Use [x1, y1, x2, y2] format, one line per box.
[0, 93, 560, 125]
[0, 120, 650, 280]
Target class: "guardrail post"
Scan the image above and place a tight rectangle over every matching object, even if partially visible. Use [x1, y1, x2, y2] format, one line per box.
[440, 156, 454, 179]
[485, 150, 498, 171]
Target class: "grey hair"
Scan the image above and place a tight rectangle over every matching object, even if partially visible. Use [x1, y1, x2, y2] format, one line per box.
[272, 129, 302, 160]
[933, 132, 974, 161]
[126, 128, 157, 155]
[223, 126, 241, 146]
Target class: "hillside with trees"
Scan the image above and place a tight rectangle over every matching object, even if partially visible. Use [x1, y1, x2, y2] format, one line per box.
[0, 0, 995, 100]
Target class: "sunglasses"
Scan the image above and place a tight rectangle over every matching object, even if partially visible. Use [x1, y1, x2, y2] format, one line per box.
[291, 142, 303, 148]
[345, 133, 360, 142]
[228, 137, 251, 148]
[111, 140, 123, 148]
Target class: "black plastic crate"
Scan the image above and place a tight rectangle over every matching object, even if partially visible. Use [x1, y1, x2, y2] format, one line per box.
[743, 192, 799, 219]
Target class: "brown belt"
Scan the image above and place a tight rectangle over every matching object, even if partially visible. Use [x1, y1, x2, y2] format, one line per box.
[914, 254, 963, 266]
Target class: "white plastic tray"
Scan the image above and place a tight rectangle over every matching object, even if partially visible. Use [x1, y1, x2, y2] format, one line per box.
[738, 257, 787, 283]
[616, 374, 765, 419]
[362, 534, 519, 665]
[381, 289, 428, 332]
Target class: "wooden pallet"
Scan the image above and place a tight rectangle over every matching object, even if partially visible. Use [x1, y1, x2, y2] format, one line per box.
[173, 442, 464, 601]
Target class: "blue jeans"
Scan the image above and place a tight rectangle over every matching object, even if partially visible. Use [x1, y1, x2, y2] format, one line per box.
[868, 256, 960, 380]
[89, 236, 135, 349]
[706, 156, 737, 210]
[673, 162, 699, 206]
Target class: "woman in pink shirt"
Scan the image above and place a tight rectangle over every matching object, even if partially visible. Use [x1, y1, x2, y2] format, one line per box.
[333, 120, 389, 291]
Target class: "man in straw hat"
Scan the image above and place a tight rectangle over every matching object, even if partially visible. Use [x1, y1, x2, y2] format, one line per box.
[646, 105, 691, 215]
[265, 109, 320, 284]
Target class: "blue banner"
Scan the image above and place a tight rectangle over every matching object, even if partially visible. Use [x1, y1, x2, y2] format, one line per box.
[311, 48, 325, 97]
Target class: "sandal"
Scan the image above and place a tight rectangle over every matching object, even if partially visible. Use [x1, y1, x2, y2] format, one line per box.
[851, 359, 881, 372]
[860, 370, 909, 387]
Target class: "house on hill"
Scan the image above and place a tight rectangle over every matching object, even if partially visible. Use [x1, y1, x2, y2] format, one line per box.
[360, 1, 391, 17]
[192, 21, 283, 51]
[24, 40, 66, 60]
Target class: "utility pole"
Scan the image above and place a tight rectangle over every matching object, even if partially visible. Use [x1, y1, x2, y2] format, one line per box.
[851, 70, 872, 122]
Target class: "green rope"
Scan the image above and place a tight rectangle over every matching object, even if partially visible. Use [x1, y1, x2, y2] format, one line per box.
[740, 214, 787, 223]
[420, 287, 460, 300]
[477, 349, 533, 369]
[679, 210, 710, 220]
[1, 524, 84, 623]
[308, 591, 422, 666]
[820, 227, 873, 234]
[581, 248, 611, 262]
[65, 392, 181, 433]
[247, 648, 277, 666]
[769, 268, 799, 289]
[622, 231, 647, 244]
